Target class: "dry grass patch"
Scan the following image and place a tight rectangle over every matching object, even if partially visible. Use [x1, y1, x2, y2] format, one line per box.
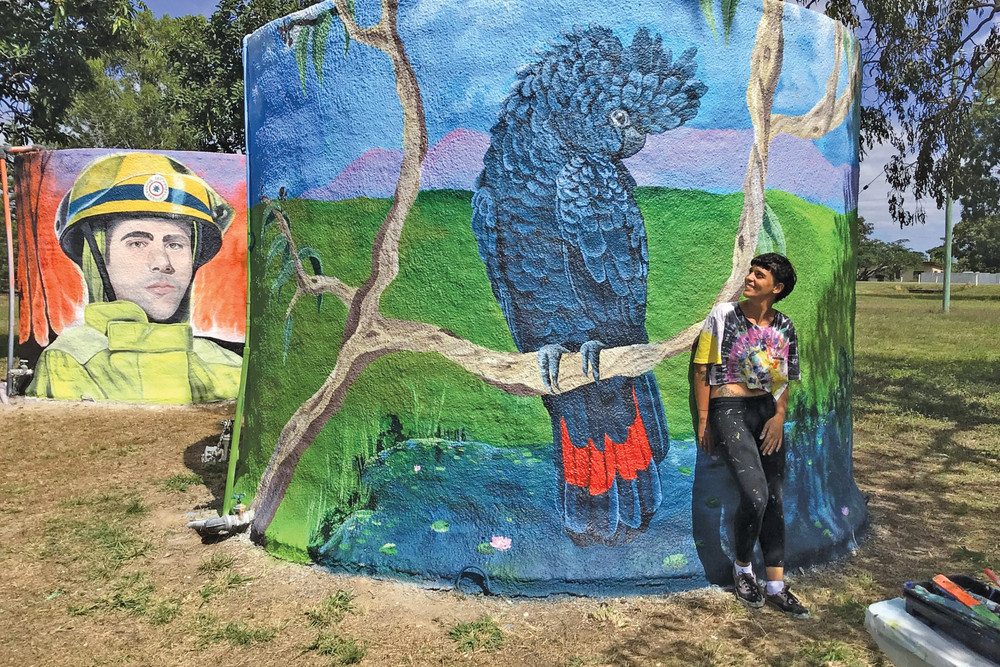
[448, 615, 504, 653]
[303, 631, 367, 664]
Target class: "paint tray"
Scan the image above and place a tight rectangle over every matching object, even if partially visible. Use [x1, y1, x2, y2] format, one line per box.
[903, 575, 1000, 663]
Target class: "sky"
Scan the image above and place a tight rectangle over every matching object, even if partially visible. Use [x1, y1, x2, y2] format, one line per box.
[858, 141, 952, 253]
[145, 0, 948, 254]
[245, 0, 862, 209]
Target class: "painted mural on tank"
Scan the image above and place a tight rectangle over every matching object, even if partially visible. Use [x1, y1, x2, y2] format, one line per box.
[14, 149, 247, 403]
[235, 0, 866, 593]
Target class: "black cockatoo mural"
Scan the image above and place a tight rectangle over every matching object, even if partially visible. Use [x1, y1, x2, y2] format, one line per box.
[472, 25, 708, 545]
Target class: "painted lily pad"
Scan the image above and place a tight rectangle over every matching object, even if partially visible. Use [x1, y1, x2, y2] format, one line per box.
[677, 466, 692, 476]
[430, 520, 450, 533]
[662, 554, 688, 569]
[379, 543, 398, 555]
[476, 542, 495, 555]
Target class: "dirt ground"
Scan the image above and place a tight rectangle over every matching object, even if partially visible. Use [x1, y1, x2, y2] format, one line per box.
[2, 289, 999, 666]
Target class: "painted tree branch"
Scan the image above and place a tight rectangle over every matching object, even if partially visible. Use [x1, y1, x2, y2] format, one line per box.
[263, 196, 356, 306]
[719, 0, 785, 304]
[247, 0, 857, 542]
[250, 0, 428, 540]
[377, 317, 705, 396]
[770, 21, 859, 141]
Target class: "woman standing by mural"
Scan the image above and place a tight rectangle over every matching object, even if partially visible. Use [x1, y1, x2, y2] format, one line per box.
[692, 253, 808, 618]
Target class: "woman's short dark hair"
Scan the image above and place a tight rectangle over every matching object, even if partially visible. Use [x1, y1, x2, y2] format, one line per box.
[751, 253, 796, 302]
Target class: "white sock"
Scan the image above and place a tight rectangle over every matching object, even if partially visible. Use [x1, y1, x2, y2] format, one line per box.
[734, 562, 754, 576]
[766, 580, 785, 595]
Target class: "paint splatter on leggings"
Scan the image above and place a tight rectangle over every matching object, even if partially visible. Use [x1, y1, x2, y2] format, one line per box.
[709, 394, 785, 568]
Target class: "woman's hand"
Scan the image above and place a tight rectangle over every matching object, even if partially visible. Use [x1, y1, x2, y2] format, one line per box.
[697, 419, 713, 455]
[759, 414, 785, 455]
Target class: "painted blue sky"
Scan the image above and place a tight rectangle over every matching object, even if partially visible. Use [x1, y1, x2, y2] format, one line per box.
[246, 0, 856, 200]
[148, 0, 965, 252]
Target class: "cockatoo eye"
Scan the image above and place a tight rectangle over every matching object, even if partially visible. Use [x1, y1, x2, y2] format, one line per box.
[609, 108, 630, 128]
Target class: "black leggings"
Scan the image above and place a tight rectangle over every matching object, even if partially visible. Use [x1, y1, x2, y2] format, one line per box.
[710, 394, 786, 569]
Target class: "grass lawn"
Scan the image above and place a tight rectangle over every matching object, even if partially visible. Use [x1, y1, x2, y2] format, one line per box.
[848, 282, 1000, 594]
[0, 284, 997, 665]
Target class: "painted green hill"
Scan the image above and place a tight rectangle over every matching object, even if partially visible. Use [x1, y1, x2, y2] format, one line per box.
[235, 187, 855, 556]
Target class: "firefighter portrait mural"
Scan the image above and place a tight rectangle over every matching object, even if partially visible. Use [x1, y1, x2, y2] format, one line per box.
[233, 0, 866, 595]
[15, 149, 247, 403]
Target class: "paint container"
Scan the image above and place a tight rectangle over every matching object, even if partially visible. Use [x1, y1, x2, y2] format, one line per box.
[903, 576, 1000, 662]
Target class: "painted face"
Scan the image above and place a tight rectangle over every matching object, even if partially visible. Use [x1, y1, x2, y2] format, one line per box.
[743, 264, 783, 301]
[105, 217, 194, 321]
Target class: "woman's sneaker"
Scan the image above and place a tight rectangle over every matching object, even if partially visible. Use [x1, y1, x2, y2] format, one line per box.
[733, 569, 764, 608]
[765, 586, 810, 618]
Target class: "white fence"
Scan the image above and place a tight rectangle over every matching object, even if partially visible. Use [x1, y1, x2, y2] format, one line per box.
[917, 271, 1000, 285]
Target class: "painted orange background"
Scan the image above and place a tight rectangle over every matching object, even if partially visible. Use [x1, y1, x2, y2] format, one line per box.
[14, 149, 247, 348]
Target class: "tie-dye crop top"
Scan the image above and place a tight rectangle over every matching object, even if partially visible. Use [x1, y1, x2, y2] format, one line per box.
[693, 302, 800, 399]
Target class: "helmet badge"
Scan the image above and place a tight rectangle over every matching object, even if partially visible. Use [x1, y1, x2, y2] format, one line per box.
[143, 174, 169, 202]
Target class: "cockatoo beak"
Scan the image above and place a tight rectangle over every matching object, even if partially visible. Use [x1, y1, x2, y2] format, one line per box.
[621, 126, 646, 158]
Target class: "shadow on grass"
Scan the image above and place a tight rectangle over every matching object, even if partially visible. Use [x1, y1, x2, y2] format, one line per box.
[851, 352, 1000, 539]
[854, 355, 1000, 435]
[594, 596, 878, 666]
[846, 336, 1000, 590]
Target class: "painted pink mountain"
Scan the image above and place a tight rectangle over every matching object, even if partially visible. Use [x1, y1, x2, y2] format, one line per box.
[624, 128, 855, 208]
[301, 129, 491, 200]
[302, 126, 854, 210]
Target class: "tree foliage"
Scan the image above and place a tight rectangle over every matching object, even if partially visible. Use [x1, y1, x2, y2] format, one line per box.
[797, 0, 1000, 227]
[855, 217, 924, 280]
[925, 243, 947, 265]
[856, 238, 925, 281]
[0, 0, 139, 145]
[953, 216, 1000, 271]
[954, 59, 1000, 220]
[2, 0, 320, 152]
[166, 0, 321, 152]
[60, 11, 208, 150]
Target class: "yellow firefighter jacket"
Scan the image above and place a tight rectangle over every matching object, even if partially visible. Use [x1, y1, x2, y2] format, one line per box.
[27, 301, 242, 403]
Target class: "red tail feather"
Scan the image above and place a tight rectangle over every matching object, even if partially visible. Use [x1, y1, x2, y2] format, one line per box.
[560, 388, 654, 496]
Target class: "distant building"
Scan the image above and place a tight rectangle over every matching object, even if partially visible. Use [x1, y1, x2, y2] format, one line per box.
[900, 261, 943, 283]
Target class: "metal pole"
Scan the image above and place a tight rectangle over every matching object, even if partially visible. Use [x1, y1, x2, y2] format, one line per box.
[2, 152, 15, 391]
[943, 193, 954, 312]
[223, 37, 253, 518]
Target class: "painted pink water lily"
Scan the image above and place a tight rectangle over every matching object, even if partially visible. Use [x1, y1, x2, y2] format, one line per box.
[413, 465, 421, 472]
[841, 506, 850, 516]
[490, 535, 512, 551]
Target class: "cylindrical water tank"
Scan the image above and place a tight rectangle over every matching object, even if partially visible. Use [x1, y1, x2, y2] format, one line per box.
[236, 0, 865, 595]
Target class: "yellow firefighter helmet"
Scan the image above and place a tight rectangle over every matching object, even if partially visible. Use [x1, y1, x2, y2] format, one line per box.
[56, 152, 234, 270]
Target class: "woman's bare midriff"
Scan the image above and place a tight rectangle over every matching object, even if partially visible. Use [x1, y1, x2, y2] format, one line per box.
[710, 383, 769, 398]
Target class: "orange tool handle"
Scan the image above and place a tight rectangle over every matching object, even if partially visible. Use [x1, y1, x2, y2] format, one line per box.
[934, 575, 981, 607]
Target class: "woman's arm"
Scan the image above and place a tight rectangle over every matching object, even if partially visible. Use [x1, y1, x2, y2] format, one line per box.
[694, 363, 713, 454]
[760, 389, 788, 455]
